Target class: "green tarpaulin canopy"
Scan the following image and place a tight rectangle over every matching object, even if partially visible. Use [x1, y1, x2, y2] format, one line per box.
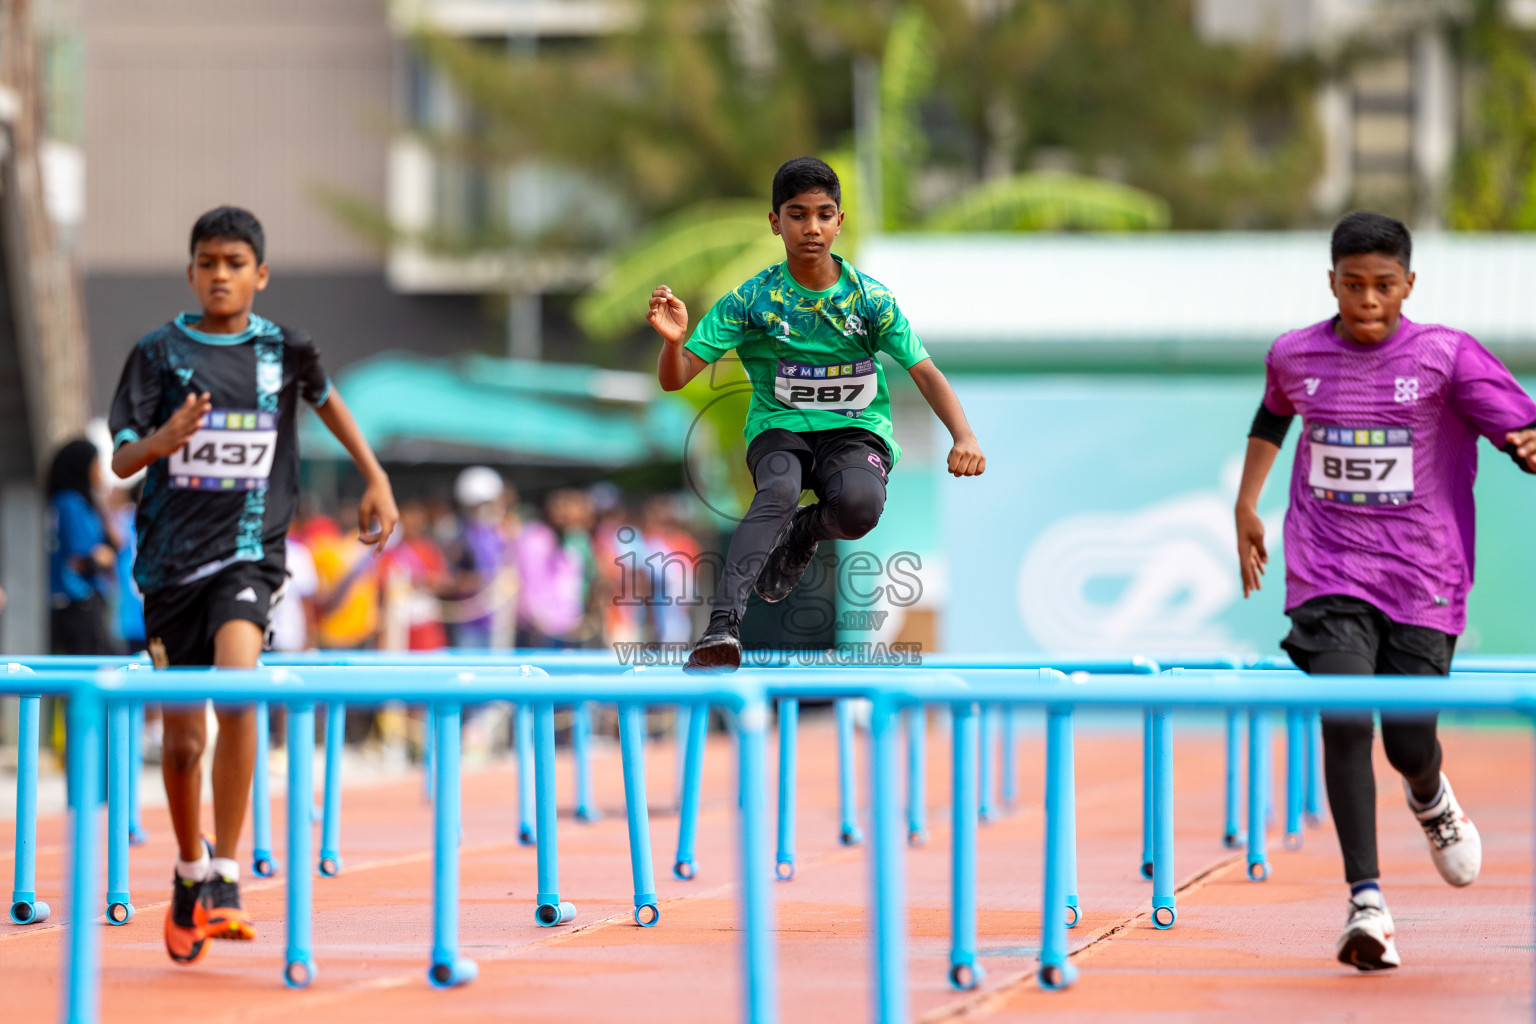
[301, 352, 693, 467]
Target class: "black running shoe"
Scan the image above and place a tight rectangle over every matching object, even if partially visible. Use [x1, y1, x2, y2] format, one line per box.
[685, 610, 742, 673]
[754, 506, 819, 604]
[202, 875, 256, 940]
[164, 873, 210, 965]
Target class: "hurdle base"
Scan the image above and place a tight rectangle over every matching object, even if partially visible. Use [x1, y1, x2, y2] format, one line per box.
[284, 958, 317, 989]
[9, 896, 50, 925]
[105, 893, 135, 926]
[535, 899, 577, 927]
[428, 956, 479, 988]
[949, 959, 985, 991]
[1038, 960, 1078, 991]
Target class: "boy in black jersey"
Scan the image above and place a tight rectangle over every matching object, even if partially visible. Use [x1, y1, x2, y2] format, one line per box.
[109, 207, 398, 965]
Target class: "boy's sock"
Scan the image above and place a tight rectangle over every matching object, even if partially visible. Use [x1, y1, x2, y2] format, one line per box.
[209, 857, 240, 883]
[1406, 778, 1444, 811]
[175, 853, 210, 882]
[1349, 879, 1380, 900]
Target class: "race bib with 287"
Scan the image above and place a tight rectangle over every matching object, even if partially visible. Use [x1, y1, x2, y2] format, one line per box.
[168, 409, 278, 491]
[774, 358, 878, 415]
[1307, 424, 1414, 506]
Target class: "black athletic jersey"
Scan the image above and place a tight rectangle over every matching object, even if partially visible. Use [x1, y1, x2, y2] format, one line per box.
[108, 312, 331, 593]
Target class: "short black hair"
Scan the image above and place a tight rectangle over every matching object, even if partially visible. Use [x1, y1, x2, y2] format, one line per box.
[771, 157, 840, 213]
[47, 438, 98, 501]
[1331, 211, 1411, 271]
[190, 206, 265, 264]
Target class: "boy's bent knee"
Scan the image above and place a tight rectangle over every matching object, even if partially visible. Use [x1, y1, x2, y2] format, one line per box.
[826, 471, 885, 539]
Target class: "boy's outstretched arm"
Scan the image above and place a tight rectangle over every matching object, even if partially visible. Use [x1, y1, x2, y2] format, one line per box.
[648, 286, 709, 391]
[1235, 438, 1281, 598]
[906, 359, 985, 477]
[314, 390, 398, 554]
[111, 391, 213, 479]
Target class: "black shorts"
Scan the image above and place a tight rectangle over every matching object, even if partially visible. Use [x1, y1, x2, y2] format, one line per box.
[143, 560, 287, 667]
[746, 427, 892, 498]
[1281, 594, 1456, 676]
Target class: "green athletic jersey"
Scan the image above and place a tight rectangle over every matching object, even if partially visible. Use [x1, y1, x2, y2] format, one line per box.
[685, 255, 929, 466]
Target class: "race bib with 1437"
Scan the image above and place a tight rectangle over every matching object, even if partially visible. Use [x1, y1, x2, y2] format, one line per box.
[168, 409, 278, 491]
[774, 358, 878, 415]
[1307, 424, 1414, 506]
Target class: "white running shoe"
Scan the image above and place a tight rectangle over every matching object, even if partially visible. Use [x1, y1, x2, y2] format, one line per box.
[1336, 888, 1400, 971]
[1405, 773, 1481, 887]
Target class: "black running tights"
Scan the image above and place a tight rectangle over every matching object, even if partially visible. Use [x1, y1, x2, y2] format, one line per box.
[714, 452, 885, 621]
[1309, 650, 1443, 884]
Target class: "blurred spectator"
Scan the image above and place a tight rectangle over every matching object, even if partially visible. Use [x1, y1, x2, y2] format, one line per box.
[642, 495, 702, 645]
[48, 439, 121, 656]
[109, 482, 146, 654]
[270, 523, 320, 653]
[516, 488, 598, 648]
[592, 496, 648, 646]
[381, 500, 450, 651]
[446, 467, 518, 649]
[311, 501, 382, 649]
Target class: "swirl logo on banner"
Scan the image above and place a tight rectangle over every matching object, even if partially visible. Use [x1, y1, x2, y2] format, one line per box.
[1016, 467, 1281, 655]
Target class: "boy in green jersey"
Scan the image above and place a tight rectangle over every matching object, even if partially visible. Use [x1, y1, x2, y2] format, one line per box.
[648, 157, 986, 671]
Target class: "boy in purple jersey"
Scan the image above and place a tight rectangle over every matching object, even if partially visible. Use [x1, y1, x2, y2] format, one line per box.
[1236, 211, 1536, 972]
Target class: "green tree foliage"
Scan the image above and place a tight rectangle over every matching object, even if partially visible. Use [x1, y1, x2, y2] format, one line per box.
[1449, 1, 1536, 230]
[411, 0, 844, 221]
[926, 172, 1170, 232]
[409, 0, 1319, 241]
[913, 0, 1321, 229]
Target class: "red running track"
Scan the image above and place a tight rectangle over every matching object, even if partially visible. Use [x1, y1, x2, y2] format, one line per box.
[1, 710, 1530, 1022]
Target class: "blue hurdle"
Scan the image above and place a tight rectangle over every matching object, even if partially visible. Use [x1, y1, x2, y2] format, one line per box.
[11, 659, 1536, 1024]
[16, 664, 776, 1024]
[856, 668, 1536, 1023]
[8, 675, 48, 925]
[671, 654, 1160, 892]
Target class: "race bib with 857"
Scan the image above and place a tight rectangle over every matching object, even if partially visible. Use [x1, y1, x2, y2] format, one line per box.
[1307, 424, 1414, 506]
[168, 409, 278, 491]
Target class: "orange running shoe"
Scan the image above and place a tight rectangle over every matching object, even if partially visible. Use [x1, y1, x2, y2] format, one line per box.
[164, 874, 210, 964]
[202, 875, 256, 940]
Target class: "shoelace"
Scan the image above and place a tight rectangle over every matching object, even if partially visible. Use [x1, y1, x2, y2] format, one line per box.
[204, 878, 241, 909]
[1347, 899, 1387, 927]
[1420, 803, 1462, 850]
[1351, 902, 1388, 927]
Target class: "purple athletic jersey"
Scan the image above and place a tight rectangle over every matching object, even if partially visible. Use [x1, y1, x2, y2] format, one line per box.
[1263, 316, 1536, 633]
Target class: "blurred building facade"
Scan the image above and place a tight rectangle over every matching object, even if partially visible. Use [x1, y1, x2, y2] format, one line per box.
[1196, 0, 1536, 225]
[385, 0, 631, 360]
[0, 0, 95, 697]
[78, 0, 500, 410]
